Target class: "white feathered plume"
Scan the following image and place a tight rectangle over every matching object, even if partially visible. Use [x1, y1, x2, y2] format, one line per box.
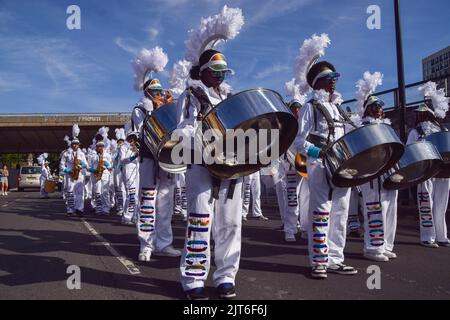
[185, 5, 245, 64]
[355, 71, 384, 116]
[63, 135, 71, 147]
[285, 78, 307, 105]
[418, 81, 450, 119]
[37, 153, 48, 166]
[109, 139, 118, 154]
[132, 46, 169, 92]
[170, 59, 192, 97]
[115, 128, 126, 141]
[294, 33, 331, 94]
[72, 124, 80, 139]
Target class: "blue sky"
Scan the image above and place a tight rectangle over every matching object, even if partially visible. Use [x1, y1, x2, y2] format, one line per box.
[0, 0, 449, 113]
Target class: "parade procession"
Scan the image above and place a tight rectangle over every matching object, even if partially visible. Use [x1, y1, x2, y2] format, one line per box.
[1, 1, 450, 303]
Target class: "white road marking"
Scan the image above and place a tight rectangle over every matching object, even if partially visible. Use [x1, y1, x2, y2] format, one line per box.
[81, 219, 141, 275]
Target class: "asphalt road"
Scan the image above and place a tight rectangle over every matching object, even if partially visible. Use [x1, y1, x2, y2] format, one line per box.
[0, 190, 449, 300]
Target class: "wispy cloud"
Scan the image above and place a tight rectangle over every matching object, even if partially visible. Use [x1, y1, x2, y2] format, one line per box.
[148, 27, 159, 41]
[114, 37, 140, 55]
[253, 63, 290, 80]
[245, 0, 314, 26]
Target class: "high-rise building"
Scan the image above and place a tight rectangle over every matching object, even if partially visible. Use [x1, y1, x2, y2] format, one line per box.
[422, 45, 450, 94]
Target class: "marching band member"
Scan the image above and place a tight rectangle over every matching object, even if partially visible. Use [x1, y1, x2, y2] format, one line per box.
[293, 34, 357, 279]
[120, 123, 140, 225]
[89, 128, 113, 215]
[131, 46, 180, 262]
[60, 124, 87, 216]
[355, 72, 398, 261]
[407, 82, 450, 248]
[176, 6, 245, 300]
[113, 129, 127, 216]
[242, 171, 268, 222]
[38, 153, 50, 199]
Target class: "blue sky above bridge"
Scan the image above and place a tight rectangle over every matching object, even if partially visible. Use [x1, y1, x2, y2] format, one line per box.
[0, 0, 449, 113]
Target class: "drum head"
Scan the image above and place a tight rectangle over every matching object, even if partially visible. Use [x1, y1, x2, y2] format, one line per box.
[330, 142, 404, 188]
[384, 159, 442, 190]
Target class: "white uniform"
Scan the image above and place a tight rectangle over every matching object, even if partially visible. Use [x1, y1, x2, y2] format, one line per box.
[119, 143, 139, 223]
[60, 148, 87, 213]
[132, 98, 176, 253]
[89, 151, 113, 214]
[40, 164, 50, 198]
[359, 117, 398, 254]
[177, 83, 244, 291]
[294, 91, 351, 267]
[242, 171, 264, 218]
[347, 188, 362, 233]
[112, 145, 126, 215]
[407, 121, 450, 244]
[174, 173, 187, 219]
[276, 157, 302, 236]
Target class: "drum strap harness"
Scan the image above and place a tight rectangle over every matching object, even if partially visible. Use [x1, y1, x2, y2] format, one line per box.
[187, 86, 237, 201]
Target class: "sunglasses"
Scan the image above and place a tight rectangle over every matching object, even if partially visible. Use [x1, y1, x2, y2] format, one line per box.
[321, 73, 340, 82]
[209, 70, 230, 79]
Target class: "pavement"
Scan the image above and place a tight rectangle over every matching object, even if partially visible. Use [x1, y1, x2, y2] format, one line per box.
[0, 190, 449, 300]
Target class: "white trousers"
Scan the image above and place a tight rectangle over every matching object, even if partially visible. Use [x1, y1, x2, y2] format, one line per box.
[279, 163, 302, 236]
[64, 174, 84, 213]
[242, 172, 263, 218]
[40, 177, 48, 198]
[298, 178, 309, 233]
[180, 165, 243, 291]
[348, 188, 362, 232]
[93, 175, 111, 214]
[417, 178, 450, 243]
[174, 173, 187, 218]
[360, 179, 398, 254]
[113, 169, 125, 214]
[307, 160, 351, 267]
[137, 158, 175, 252]
[122, 164, 139, 223]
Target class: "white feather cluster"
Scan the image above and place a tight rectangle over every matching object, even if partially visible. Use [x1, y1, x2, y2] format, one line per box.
[115, 128, 126, 141]
[294, 33, 331, 94]
[109, 139, 118, 154]
[132, 46, 169, 92]
[355, 71, 383, 116]
[37, 153, 48, 166]
[285, 78, 307, 105]
[418, 81, 450, 119]
[185, 5, 245, 64]
[170, 59, 192, 97]
[63, 135, 71, 146]
[72, 124, 80, 139]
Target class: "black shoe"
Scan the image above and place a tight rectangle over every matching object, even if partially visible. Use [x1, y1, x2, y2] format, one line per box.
[66, 212, 74, 217]
[327, 263, 358, 275]
[437, 241, 450, 247]
[217, 283, 236, 300]
[185, 287, 209, 300]
[311, 266, 327, 279]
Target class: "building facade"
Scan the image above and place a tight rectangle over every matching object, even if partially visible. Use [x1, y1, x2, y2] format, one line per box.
[422, 45, 450, 94]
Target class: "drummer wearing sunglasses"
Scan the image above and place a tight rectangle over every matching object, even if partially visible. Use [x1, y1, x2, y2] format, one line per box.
[177, 49, 244, 300]
[143, 78, 175, 109]
[294, 57, 358, 280]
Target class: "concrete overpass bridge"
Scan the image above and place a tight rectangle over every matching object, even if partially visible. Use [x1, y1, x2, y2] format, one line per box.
[0, 112, 130, 153]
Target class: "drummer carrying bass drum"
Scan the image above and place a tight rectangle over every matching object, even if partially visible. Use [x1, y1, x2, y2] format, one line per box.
[176, 49, 244, 300]
[294, 60, 357, 279]
[407, 86, 450, 248]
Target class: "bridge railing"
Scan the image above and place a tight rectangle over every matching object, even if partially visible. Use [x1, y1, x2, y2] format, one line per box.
[0, 112, 131, 125]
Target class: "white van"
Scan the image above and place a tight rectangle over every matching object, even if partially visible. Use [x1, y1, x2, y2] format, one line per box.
[18, 166, 42, 191]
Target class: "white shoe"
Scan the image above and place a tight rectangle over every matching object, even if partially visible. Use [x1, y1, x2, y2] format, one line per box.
[138, 247, 152, 262]
[383, 251, 397, 259]
[284, 233, 296, 243]
[5, 192, 8, 196]
[364, 252, 389, 262]
[421, 241, 439, 248]
[153, 246, 182, 257]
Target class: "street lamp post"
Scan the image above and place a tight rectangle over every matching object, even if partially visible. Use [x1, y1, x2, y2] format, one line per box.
[394, 0, 407, 143]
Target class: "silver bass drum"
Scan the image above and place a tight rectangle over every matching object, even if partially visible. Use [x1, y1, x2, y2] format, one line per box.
[425, 131, 450, 178]
[324, 123, 404, 188]
[202, 88, 298, 180]
[383, 141, 442, 190]
[143, 101, 187, 173]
